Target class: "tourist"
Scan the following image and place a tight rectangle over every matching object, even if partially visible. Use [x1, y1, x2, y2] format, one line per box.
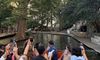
[0, 42, 17, 60]
[81, 46, 88, 60]
[46, 40, 58, 60]
[61, 46, 71, 60]
[32, 42, 50, 60]
[13, 39, 31, 60]
[70, 46, 88, 60]
[32, 42, 41, 57]
[0, 45, 4, 58]
[32, 44, 46, 60]
[0, 44, 10, 60]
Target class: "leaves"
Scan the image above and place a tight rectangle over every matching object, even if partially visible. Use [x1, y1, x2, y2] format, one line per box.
[28, 0, 61, 29]
[60, 0, 100, 29]
[0, 0, 13, 27]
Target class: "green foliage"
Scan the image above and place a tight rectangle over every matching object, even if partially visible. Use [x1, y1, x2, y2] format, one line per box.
[60, 0, 100, 29]
[27, 19, 40, 29]
[29, 0, 61, 27]
[0, 0, 13, 27]
[0, 0, 62, 31]
[0, 0, 12, 21]
[1, 0, 99, 31]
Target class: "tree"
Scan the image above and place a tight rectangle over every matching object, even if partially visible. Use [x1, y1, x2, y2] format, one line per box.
[0, 0, 12, 21]
[0, 0, 13, 33]
[60, 0, 100, 31]
[29, 0, 61, 31]
[10, 0, 30, 40]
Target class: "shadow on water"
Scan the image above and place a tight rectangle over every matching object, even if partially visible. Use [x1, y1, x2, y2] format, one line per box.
[0, 33, 100, 60]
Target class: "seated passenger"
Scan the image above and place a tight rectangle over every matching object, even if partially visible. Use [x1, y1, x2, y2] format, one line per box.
[13, 39, 32, 60]
[0, 45, 4, 58]
[0, 44, 10, 60]
[61, 46, 71, 60]
[46, 40, 58, 60]
[71, 46, 88, 60]
[33, 44, 46, 60]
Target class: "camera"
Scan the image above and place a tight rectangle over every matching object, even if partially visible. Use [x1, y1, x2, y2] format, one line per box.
[80, 43, 84, 50]
[10, 38, 17, 53]
[29, 37, 33, 42]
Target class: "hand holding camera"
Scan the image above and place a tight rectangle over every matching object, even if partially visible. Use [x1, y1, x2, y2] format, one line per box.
[80, 43, 84, 50]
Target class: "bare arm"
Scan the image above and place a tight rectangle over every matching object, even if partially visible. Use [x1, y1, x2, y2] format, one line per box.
[0, 44, 10, 60]
[23, 39, 31, 55]
[81, 47, 88, 60]
[13, 47, 20, 60]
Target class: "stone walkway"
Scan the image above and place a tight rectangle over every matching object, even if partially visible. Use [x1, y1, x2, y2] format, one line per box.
[70, 33, 100, 53]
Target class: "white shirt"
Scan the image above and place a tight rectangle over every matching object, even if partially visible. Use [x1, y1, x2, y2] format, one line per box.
[71, 55, 85, 60]
[0, 56, 6, 60]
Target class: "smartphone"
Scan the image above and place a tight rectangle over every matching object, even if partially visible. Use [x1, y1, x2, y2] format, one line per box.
[13, 39, 16, 47]
[80, 46, 84, 49]
[80, 43, 84, 50]
[10, 38, 16, 53]
[48, 50, 54, 58]
[30, 37, 33, 42]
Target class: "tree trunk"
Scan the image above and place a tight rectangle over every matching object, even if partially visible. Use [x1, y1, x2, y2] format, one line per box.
[15, 0, 29, 40]
[50, 12, 53, 31]
[16, 18, 26, 40]
[59, 17, 63, 31]
[46, 19, 49, 27]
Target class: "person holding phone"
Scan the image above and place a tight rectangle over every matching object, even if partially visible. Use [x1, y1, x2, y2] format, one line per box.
[70, 44, 88, 60]
[32, 44, 46, 60]
[0, 45, 4, 58]
[81, 44, 88, 60]
[60, 46, 71, 60]
[0, 44, 11, 60]
[46, 40, 58, 60]
[13, 38, 32, 60]
[0, 39, 17, 60]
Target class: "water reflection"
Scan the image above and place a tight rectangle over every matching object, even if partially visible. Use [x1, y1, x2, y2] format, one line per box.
[33, 34, 80, 50]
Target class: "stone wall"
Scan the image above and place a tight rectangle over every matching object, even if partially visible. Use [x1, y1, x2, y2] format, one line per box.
[91, 36, 100, 45]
